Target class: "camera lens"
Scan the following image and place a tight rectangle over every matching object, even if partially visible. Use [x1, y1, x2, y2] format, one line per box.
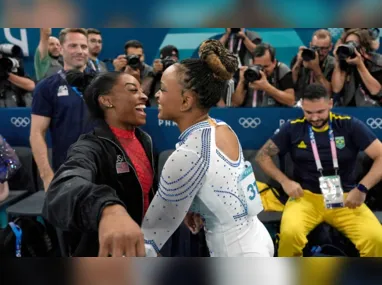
[244, 65, 262, 82]
[0, 57, 19, 72]
[161, 56, 176, 72]
[301, 48, 316, 61]
[336, 42, 357, 60]
[126, 55, 141, 69]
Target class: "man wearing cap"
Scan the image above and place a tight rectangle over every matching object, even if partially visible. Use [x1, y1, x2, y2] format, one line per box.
[142, 45, 179, 106]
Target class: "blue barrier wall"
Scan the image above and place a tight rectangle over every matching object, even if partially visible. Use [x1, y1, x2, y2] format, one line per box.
[1, 28, 381, 80]
[1, 108, 382, 153]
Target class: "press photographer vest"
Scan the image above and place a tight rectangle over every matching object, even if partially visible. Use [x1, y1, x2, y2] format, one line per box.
[341, 53, 382, 107]
[295, 55, 335, 100]
[0, 81, 31, 108]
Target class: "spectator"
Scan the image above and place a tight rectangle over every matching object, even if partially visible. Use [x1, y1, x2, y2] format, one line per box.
[231, 43, 295, 107]
[0, 45, 35, 108]
[0, 134, 21, 201]
[34, 28, 63, 81]
[113, 40, 153, 82]
[332, 28, 382, 107]
[219, 28, 261, 67]
[30, 28, 93, 191]
[143, 45, 179, 106]
[255, 83, 382, 257]
[86, 28, 108, 73]
[43, 71, 157, 257]
[291, 29, 334, 101]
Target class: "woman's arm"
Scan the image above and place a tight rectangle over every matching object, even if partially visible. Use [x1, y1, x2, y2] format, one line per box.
[142, 147, 208, 256]
[43, 139, 125, 233]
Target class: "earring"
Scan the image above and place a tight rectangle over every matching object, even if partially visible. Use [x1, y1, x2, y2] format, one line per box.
[108, 104, 113, 108]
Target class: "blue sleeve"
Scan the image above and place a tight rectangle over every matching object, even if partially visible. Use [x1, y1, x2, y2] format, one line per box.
[31, 80, 54, 118]
[270, 121, 292, 156]
[351, 117, 378, 151]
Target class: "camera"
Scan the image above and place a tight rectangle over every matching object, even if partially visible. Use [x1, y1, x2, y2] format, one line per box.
[0, 44, 22, 75]
[301, 46, 319, 61]
[161, 56, 176, 72]
[0, 57, 19, 73]
[0, 44, 22, 57]
[244, 65, 264, 82]
[230, 28, 241, 35]
[336, 41, 360, 60]
[125, 54, 141, 69]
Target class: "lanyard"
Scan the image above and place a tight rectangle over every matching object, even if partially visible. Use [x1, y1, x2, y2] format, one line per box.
[9, 222, 22, 257]
[308, 115, 339, 176]
[229, 36, 242, 55]
[57, 70, 83, 98]
[89, 58, 100, 72]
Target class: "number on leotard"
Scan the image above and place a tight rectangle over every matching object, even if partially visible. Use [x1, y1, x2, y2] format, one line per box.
[247, 182, 256, 200]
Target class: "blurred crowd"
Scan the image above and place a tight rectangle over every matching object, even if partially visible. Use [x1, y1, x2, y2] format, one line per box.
[0, 27, 381, 109]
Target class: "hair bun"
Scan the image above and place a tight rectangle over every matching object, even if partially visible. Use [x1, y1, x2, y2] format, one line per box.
[66, 70, 96, 93]
[199, 39, 238, 80]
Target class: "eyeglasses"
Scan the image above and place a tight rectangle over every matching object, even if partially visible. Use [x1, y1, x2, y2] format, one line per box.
[311, 46, 331, 51]
[90, 39, 102, 44]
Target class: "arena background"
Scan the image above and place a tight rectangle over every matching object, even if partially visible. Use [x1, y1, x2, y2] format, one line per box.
[1, 28, 381, 79]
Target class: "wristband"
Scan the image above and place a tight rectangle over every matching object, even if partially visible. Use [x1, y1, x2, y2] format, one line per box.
[357, 183, 368, 193]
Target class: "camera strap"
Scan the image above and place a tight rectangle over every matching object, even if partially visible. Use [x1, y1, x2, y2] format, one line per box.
[252, 90, 262, 107]
[229, 36, 243, 67]
[57, 70, 83, 99]
[229, 36, 242, 55]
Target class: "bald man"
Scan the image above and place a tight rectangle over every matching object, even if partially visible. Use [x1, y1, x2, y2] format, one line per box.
[34, 28, 64, 81]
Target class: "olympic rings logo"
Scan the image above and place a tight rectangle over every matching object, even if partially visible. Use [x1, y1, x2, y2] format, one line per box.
[238, 117, 261, 128]
[366, 118, 382, 130]
[10, 117, 30, 127]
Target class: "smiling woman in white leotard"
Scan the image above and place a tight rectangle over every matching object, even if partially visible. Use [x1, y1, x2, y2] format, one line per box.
[142, 39, 274, 257]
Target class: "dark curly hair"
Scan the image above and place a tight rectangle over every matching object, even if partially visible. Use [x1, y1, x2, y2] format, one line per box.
[175, 39, 238, 109]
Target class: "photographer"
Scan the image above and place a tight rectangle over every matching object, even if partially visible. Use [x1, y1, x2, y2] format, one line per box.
[142, 45, 179, 106]
[112, 40, 153, 81]
[34, 28, 63, 81]
[219, 28, 261, 67]
[332, 28, 382, 107]
[231, 43, 295, 107]
[0, 44, 35, 108]
[291, 29, 334, 101]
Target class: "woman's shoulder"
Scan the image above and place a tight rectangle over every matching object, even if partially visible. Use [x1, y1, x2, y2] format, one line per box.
[68, 132, 106, 154]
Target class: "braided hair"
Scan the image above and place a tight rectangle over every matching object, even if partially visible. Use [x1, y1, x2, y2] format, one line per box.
[176, 39, 238, 109]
